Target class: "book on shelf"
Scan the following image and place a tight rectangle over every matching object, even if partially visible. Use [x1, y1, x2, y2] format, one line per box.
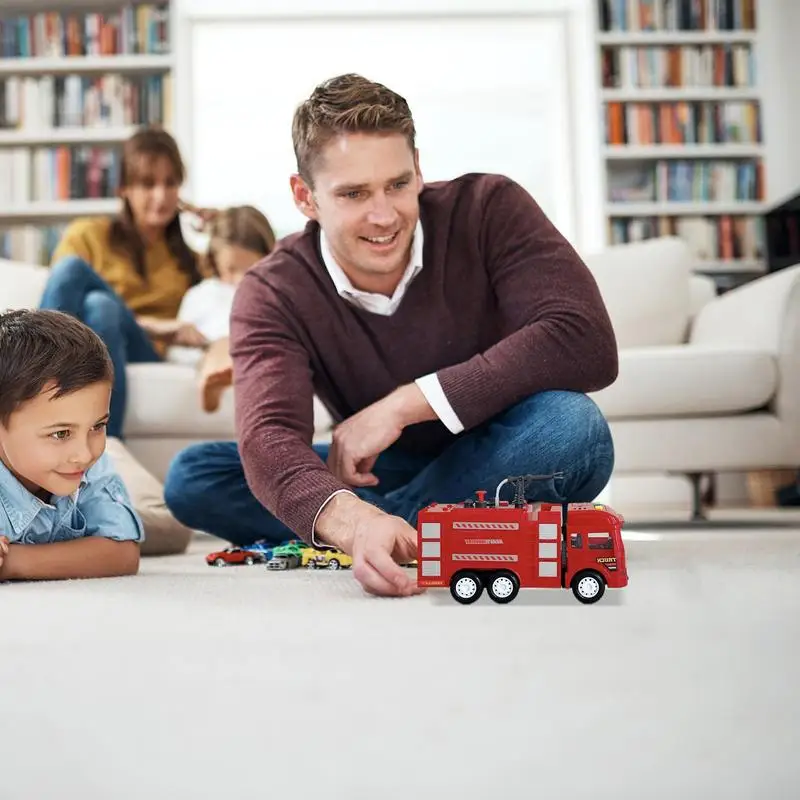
[605, 100, 760, 147]
[602, 43, 755, 89]
[607, 159, 762, 203]
[608, 213, 765, 264]
[598, 0, 757, 32]
[2, 145, 121, 204]
[0, 72, 171, 131]
[1, 224, 65, 266]
[0, 3, 170, 58]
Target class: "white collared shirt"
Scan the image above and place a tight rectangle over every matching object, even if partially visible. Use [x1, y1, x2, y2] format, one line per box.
[318, 222, 464, 435]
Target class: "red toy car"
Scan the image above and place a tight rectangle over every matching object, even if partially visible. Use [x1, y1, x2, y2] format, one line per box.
[206, 547, 267, 567]
[416, 474, 628, 605]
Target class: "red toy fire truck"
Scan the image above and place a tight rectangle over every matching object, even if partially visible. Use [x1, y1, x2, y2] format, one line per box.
[416, 474, 628, 605]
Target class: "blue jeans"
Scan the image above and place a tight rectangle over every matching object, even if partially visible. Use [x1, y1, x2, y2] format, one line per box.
[163, 390, 614, 548]
[39, 256, 162, 439]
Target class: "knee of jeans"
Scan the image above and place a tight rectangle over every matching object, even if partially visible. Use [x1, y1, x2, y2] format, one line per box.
[82, 290, 123, 331]
[513, 390, 613, 462]
[49, 255, 93, 286]
[555, 392, 614, 496]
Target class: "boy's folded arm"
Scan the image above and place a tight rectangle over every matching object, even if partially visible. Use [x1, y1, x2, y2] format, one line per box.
[1, 537, 139, 581]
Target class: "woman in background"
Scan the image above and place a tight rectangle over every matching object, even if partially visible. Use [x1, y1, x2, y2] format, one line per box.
[40, 126, 208, 440]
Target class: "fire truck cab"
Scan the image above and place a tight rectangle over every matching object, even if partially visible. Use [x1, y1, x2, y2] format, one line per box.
[416, 476, 628, 605]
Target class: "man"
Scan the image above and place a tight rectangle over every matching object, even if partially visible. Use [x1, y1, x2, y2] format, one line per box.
[164, 73, 619, 598]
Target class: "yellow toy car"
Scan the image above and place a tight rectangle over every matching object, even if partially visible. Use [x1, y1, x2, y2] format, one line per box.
[304, 548, 353, 570]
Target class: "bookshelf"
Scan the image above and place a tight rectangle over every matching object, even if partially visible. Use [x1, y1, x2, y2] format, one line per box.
[597, 0, 767, 291]
[0, 0, 174, 265]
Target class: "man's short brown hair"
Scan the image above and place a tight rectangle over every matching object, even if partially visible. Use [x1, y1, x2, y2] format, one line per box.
[292, 73, 416, 186]
[0, 309, 114, 426]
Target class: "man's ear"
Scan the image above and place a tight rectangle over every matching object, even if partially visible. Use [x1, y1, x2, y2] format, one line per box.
[413, 149, 424, 193]
[290, 174, 318, 221]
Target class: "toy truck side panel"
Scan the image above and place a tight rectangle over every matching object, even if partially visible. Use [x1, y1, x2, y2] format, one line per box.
[417, 503, 565, 591]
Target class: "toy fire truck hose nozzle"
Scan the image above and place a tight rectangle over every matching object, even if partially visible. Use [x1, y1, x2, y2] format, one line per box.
[494, 472, 566, 507]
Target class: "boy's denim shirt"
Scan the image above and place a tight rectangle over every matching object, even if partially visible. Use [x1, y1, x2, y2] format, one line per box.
[0, 452, 145, 545]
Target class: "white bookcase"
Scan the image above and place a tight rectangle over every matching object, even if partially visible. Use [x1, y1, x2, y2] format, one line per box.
[0, 0, 174, 264]
[597, 0, 766, 291]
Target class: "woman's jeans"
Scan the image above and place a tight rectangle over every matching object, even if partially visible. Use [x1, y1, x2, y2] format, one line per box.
[163, 390, 615, 548]
[39, 255, 162, 439]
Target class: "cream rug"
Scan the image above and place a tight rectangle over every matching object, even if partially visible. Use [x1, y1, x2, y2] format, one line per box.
[2, 527, 799, 799]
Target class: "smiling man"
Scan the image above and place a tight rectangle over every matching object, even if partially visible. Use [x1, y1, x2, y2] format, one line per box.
[163, 73, 619, 598]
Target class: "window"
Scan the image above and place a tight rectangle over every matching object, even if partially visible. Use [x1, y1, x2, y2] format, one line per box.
[588, 532, 613, 550]
[570, 533, 583, 548]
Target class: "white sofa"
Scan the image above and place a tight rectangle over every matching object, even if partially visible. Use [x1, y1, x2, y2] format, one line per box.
[585, 237, 800, 515]
[3, 235, 799, 519]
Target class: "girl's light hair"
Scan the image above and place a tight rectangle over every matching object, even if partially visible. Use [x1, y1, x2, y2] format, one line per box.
[204, 205, 276, 276]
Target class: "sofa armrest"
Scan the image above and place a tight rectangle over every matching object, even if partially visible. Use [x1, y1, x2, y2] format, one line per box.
[690, 265, 800, 461]
[0, 258, 49, 311]
[690, 265, 800, 351]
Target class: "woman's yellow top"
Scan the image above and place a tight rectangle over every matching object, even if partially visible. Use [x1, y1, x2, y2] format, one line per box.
[51, 216, 193, 319]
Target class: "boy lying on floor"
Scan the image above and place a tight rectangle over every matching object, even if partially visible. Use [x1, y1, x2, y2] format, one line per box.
[0, 309, 143, 581]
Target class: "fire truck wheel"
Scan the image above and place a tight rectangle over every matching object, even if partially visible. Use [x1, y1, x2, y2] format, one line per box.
[571, 570, 606, 604]
[486, 571, 520, 604]
[450, 571, 483, 604]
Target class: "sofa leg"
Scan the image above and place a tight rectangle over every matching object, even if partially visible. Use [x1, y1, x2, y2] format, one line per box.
[687, 472, 708, 521]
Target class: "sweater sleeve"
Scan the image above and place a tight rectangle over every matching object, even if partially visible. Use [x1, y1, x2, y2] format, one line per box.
[435, 177, 619, 431]
[228, 271, 351, 542]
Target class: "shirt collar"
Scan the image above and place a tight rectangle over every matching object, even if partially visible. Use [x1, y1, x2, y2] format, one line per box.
[319, 220, 424, 312]
[0, 457, 82, 536]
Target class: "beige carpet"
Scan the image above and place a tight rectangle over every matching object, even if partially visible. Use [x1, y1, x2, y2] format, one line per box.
[2, 521, 800, 800]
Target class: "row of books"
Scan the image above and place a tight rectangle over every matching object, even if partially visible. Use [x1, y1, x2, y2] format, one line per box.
[599, 0, 756, 31]
[2, 145, 121, 204]
[608, 160, 762, 203]
[601, 44, 754, 88]
[604, 100, 760, 145]
[0, 4, 169, 59]
[0, 224, 64, 265]
[608, 213, 765, 261]
[0, 74, 171, 130]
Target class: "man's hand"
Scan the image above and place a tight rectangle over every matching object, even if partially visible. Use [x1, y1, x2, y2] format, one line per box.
[315, 493, 423, 598]
[327, 383, 437, 487]
[328, 402, 403, 487]
[350, 512, 423, 597]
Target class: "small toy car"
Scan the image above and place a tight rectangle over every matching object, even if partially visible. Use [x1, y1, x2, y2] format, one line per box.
[305, 548, 353, 570]
[206, 547, 267, 567]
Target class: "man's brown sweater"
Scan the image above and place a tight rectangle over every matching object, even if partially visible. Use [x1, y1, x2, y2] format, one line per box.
[229, 173, 618, 540]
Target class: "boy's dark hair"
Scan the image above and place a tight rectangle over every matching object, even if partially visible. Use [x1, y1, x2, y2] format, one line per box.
[0, 309, 114, 426]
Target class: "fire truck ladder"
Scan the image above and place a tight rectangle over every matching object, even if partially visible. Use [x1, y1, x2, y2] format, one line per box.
[494, 473, 566, 507]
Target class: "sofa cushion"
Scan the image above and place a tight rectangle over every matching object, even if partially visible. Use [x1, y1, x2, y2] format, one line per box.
[590, 345, 777, 419]
[123, 363, 333, 438]
[584, 237, 693, 348]
[0, 258, 48, 311]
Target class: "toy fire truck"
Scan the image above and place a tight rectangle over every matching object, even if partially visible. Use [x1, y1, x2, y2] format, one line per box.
[416, 474, 628, 605]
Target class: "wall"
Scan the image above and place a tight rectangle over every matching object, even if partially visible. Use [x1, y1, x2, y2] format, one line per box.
[757, 0, 800, 206]
[172, 0, 603, 253]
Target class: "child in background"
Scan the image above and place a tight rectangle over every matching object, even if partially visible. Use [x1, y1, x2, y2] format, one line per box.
[167, 205, 276, 411]
[0, 309, 143, 582]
